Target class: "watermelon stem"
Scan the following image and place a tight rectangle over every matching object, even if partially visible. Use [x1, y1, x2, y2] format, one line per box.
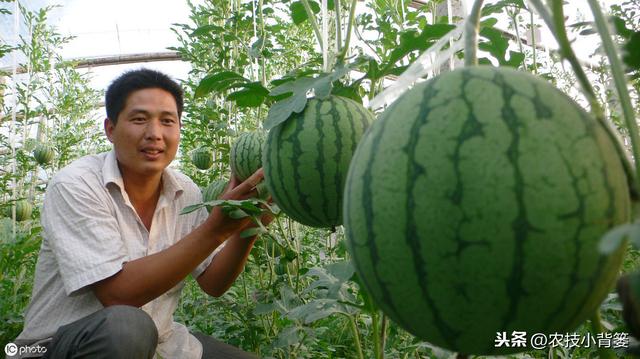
[336, 0, 358, 65]
[590, 311, 617, 359]
[300, 0, 324, 52]
[346, 314, 365, 359]
[372, 310, 381, 359]
[463, 0, 485, 67]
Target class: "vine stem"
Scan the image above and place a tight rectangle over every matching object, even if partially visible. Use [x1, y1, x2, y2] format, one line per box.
[345, 314, 365, 359]
[590, 311, 617, 359]
[372, 311, 381, 359]
[549, 0, 602, 117]
[337, 0, 357, 64]
[586, 0, 640, 193]
[464, 0, 485, 67]
[301, 0, 324, 51]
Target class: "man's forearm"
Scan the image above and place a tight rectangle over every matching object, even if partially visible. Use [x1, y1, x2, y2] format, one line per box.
[196, 233, 257, 297]
[92, 217, 227, 307]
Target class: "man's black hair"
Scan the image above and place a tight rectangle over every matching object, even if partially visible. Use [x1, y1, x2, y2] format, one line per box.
[105, 68, 184, 124]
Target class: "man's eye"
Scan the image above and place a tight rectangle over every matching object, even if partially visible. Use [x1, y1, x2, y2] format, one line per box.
[162, 118, 176, 125]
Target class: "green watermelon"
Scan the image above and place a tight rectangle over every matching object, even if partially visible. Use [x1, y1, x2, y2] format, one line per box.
[6, 200, 33, 222]
[191, 147, 213, 170]
[231, 131, 265, 181]
[264, 95, 374, 228]
[202, 179, 228, 202]
[343, 66, 629, 355]
[33, 143, 54, 165]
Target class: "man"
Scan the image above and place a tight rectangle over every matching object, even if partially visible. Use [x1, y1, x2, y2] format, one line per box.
[13, 69, 267, 358]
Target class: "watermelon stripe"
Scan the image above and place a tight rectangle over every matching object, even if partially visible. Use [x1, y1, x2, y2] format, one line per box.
[540, 149, 585, 332]
[450, 72, 491, 257]
[330, 99, 345, 223]
[314, 100, 330, 223]
[289, 107, 325, 225]
[495, 71, 533, 335]
[403, 80, 459, 348]
[556, 107, 622, 332]
[270, 122, 309, 224]
[357, 99, 410, 330]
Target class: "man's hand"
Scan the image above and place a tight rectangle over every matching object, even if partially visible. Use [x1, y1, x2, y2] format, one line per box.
[205, 168, 265, 240]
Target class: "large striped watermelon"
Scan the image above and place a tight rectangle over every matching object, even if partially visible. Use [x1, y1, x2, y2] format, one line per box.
[264, 95, 374, 228]
[230, 131, 265, 181]
[343, 66, 630, 355]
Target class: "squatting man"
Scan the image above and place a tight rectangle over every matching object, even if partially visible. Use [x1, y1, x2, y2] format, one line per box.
[10, 69, 270, 359]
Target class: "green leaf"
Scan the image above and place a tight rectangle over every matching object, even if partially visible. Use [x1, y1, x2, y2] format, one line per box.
[623, 31, 640, 71]
[381, 23, 456, 73]
[191, 24, 225, 37]
[264, 93, 308, 130]
[481, 0, 527, 16]
[240, 227, 266, 239]
[226, 208, 249, 219]
[195, 71, 248, 99]
[226, 82, 270, 108]
[287, 298, 348, 324]
[599, 222, 640, 254]
[290, 0, 320, 25]
[264, 65, 352, 130]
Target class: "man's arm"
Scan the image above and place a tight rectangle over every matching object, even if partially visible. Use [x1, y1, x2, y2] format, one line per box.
[195, 233, 257, 297]
[91, 170, 264, 308]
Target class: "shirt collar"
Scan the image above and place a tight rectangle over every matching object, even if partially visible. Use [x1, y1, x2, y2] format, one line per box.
[102, 149, 184, 200]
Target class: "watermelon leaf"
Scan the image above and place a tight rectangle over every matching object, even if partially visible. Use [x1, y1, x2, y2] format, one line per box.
[289, 1, 320, 25]
[195, 71, 249, 99]
[599, 221, 640, 254]
[240, 227, 267, 239]
[264, 64, 351, 130]
[227, 82, 270, 107]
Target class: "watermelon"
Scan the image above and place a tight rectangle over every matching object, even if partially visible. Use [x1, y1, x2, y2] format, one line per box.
[231, 131, 265, 181]
[264, 95, 374, 228]
[191, 147, 213, 170]
[202, 179, 228, 202]
[33, 143, 54, 165]
[201, 179, 228, 213]
[343, 66, 630, 355]
[5, 200, 33, 222]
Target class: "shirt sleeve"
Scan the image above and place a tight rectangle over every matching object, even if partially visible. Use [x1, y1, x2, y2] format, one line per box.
[42, 181, 128, 296]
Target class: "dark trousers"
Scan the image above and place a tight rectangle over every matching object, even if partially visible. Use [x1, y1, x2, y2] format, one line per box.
[14, 306, 257, 359]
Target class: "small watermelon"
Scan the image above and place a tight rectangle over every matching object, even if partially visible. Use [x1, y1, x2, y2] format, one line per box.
[263, 95, 373, 228]
[6, 200, 33, 222]
[191, 147, 213, 170]
[343, 66, 630, 355]
[230, 131, 265, 181]
[33, 143, 54, 165]
[202, 179, 228, 203]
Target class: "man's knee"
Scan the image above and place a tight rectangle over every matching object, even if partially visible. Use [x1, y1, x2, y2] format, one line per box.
[98, 305, 158, 357]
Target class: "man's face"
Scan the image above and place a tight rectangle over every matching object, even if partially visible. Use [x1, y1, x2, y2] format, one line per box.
[105, 88, 180, 179]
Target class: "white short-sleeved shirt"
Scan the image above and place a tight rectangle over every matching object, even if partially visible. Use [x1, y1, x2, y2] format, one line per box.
[17, 150, 214, 359]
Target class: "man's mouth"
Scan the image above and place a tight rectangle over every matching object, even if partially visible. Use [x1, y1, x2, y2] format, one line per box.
[141, 148, 164, 159]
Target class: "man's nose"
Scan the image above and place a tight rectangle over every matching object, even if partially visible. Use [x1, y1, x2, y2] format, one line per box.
[144, 119, 162, 140]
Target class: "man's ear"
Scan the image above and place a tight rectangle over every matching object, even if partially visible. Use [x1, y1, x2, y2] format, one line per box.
[104, 118, 115, 143]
